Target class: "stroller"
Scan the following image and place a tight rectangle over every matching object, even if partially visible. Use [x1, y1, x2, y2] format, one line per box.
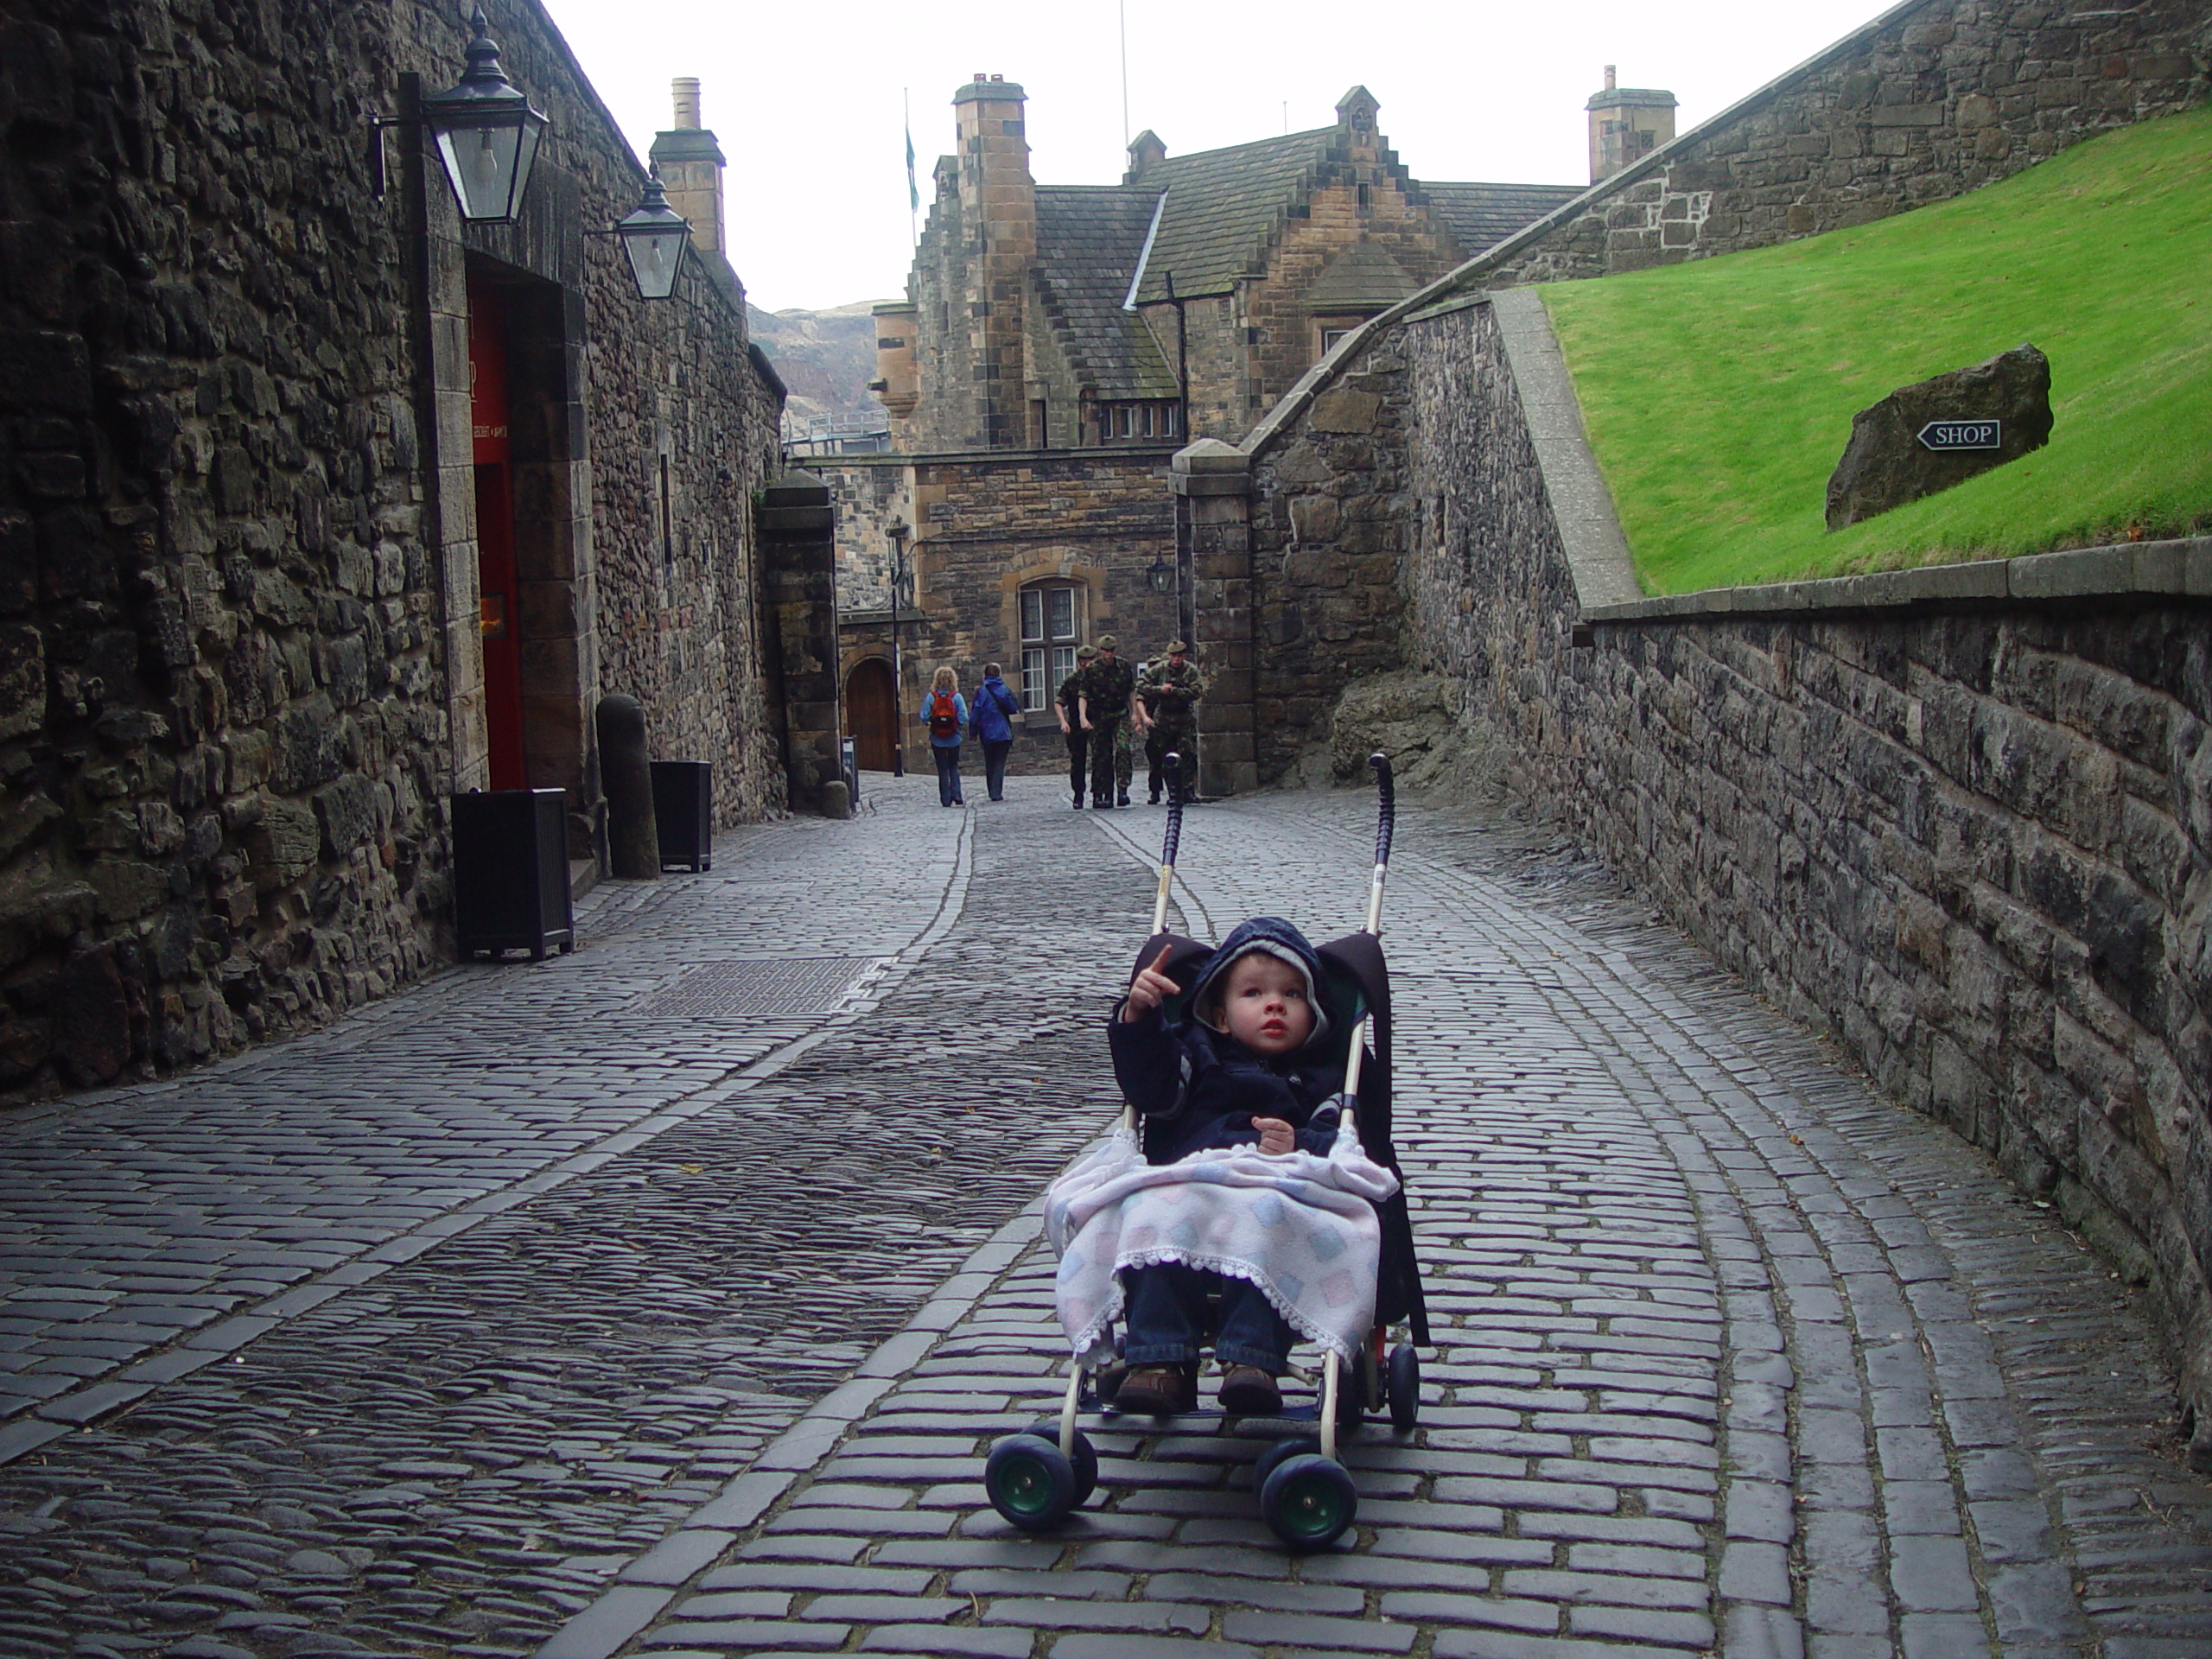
[984, 754, 1427, 1552]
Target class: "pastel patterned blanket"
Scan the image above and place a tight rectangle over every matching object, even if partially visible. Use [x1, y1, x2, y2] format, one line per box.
[1044, 1122, 1402, 1365]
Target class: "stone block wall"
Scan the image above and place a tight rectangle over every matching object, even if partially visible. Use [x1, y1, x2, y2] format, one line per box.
[0, 0, 786, 1103]
[1243, 369, 1419, 782]
[1367, 295, 2212, 1445]
[1487, 0, 2209, 283]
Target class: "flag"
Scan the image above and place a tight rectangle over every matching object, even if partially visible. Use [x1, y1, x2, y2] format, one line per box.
[906, 126, 919, 213]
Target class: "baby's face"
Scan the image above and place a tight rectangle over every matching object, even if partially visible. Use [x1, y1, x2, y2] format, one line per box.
[1213, 953, 1316, 1057]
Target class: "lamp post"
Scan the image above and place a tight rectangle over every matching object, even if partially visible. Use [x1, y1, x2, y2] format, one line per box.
[588, 168, 692, 300]
[887, 518, 910, 778]
[369, 6, 547, 227]
[608, 170, 691, 299]
[419, 8, 548, 224]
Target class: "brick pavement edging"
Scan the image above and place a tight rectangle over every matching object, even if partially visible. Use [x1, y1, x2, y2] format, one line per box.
[0, 810, 981, 1469]
[534, 1201, 1056, 1659]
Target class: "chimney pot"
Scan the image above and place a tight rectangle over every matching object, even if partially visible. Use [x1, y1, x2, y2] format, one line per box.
[672, 77, 701, 129]
[991, 73, 1002, 82]
[1604, 64, 1617, 91]
[975, 72, 987, 81]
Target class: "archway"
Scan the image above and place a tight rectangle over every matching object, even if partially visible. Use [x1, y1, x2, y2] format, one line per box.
[846, 658, 898, 772]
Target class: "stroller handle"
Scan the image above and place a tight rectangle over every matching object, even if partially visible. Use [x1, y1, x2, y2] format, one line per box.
[1151, 753, 1185, 937]
[1363, 753, 1394, 937]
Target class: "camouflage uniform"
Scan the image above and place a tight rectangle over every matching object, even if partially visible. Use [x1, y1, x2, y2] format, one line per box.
[1140, 654, 1205, 801]
[1077, 651, 1138, 806]
[1058, 664, 1090, 806]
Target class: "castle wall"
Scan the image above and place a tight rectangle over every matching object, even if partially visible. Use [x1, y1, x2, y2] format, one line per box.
[1491, 0, 2210, 283]
[0, 0, 784, 1103]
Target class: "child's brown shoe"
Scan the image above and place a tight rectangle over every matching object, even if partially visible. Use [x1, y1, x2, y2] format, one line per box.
[1114, 1365, 1193, 1414]
[1218, 1364, 1281, 1415]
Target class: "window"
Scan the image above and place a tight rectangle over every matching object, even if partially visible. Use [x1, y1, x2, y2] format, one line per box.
[1321, 328, 1353, 354]
[1100, 401, 1180, 443]
[1020, 582, 1083, 710]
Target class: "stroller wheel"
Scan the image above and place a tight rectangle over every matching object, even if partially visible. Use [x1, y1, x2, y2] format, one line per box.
[1252, 1433, 1321, 1491]
[985, 1434, 1080, 1531]
[1261, 1452, 1357, 1551]
[1388, 1344, 1421, 1433]
[1024, 1421, 1098, 1507]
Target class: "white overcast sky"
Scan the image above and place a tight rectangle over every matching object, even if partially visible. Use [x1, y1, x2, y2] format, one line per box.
[538, 0, 1889, 313]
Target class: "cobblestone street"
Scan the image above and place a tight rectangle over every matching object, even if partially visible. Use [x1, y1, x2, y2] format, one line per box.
[2, 772, 2209, 1659]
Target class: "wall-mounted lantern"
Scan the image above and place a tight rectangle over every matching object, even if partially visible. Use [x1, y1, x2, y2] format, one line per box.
[601, 171, 692, 300]
[1146, 553, 1175, 595]
[372, 6, 548, 226]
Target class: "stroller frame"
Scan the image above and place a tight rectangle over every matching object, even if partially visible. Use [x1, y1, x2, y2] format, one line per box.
[987, 754, 1428, 1551]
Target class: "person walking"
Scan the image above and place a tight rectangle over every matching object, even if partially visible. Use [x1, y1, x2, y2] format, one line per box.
[1057, 645, 1096, 809]
[1140, 640, 1204, 804]
[919, 664, 968, 807]
[1076, 634, 1140, 809]
[970, 662, 1020, 802]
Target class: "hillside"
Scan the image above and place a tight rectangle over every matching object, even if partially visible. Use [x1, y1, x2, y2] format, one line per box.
[747, 301, 891, 440]
[1540, 108, 2212, 595]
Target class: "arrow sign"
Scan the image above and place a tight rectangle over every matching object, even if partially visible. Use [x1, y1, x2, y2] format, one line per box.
[1918, 419, 2001, 451]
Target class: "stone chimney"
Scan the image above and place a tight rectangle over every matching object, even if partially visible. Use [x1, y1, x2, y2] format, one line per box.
[1124, 129, 1166, 184]
[1586, 66, 1676, 183]
[1336, 86, 1382, 165]
[650, 77, 727, 253]
[952, 74, 1035, 448]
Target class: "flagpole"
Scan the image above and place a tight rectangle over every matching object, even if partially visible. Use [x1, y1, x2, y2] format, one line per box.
[1118, 2, 1130, 148]
[905, 88, 918, 251]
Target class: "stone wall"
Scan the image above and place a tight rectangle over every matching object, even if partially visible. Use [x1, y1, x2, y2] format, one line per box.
[1243, 368, 1419, 783]
[1278, 291, 2212, 1450]
[1485, 0, 2210, 283]
[0, 0, 785, 1103]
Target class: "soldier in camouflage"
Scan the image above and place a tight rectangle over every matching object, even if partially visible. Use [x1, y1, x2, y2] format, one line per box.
[1056, 645, 1096, 809]
[1075, 634, 1140, 809]
[1139, 640, 1204, 804]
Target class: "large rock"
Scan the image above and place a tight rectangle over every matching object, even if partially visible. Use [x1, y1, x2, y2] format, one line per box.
[1825, 344, 2053, 529]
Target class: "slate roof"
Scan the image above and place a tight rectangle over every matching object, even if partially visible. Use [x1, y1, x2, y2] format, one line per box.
[1421, 181, 1586, 259]
[1031, 186, 1177, 399]
[1132, 127, 1342, 304]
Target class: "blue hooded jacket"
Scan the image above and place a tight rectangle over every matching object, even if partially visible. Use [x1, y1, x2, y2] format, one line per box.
[970, 674, 1019, 743]
[1108, 916, 1343, 1165]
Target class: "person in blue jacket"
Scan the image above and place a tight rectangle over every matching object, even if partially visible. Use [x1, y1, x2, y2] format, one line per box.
[1104, 916, 1344, 1417]
[969, 662, 1020, 802]
[919, 664, 968, 807]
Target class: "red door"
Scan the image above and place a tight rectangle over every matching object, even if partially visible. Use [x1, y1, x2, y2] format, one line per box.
[846, 658, 897, 772]
[468, 283, 525, 791]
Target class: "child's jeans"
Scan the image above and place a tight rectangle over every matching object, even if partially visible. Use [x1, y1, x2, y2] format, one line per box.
[1119, 1262, 1293, 1372]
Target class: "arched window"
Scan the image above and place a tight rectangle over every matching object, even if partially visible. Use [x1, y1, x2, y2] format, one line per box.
[1020, 582, 1085, 709]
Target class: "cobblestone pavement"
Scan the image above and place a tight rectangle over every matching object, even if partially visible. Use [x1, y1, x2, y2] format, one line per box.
[3, 772, 2209, 1659]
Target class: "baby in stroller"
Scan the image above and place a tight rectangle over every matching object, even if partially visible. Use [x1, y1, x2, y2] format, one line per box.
[1107, 916, 1347, 1416]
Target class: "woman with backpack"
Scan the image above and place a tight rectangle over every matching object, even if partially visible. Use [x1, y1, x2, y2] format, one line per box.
[969, 662, 1021, 803]
[919, 664, 969, 807]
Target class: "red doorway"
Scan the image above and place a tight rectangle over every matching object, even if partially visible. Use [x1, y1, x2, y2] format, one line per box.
[846, 658, 897, 772]
[468, 283, 525, 791]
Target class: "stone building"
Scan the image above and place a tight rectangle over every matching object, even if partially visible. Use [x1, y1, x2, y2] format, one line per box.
[0, 2, 829, 1102]
[830, 77, 1585, 790]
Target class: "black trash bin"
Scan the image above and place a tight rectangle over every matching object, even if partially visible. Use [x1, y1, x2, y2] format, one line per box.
[651, 761, 713, 872]
[452, 788, 575, 960]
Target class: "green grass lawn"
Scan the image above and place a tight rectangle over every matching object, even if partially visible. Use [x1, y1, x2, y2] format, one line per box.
[1538, 107, 2212, 594]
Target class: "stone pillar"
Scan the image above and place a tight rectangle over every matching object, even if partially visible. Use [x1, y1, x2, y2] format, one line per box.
[757, 471, 845, 812]
[1172, 440, 1256, 798]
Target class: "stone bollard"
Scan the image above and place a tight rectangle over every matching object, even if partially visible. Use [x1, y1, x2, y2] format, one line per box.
[817, 779, 852, 821]
[594, 694, 661, 880]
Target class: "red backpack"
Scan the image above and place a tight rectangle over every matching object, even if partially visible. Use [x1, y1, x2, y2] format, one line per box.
[929, 688, 961, 740]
